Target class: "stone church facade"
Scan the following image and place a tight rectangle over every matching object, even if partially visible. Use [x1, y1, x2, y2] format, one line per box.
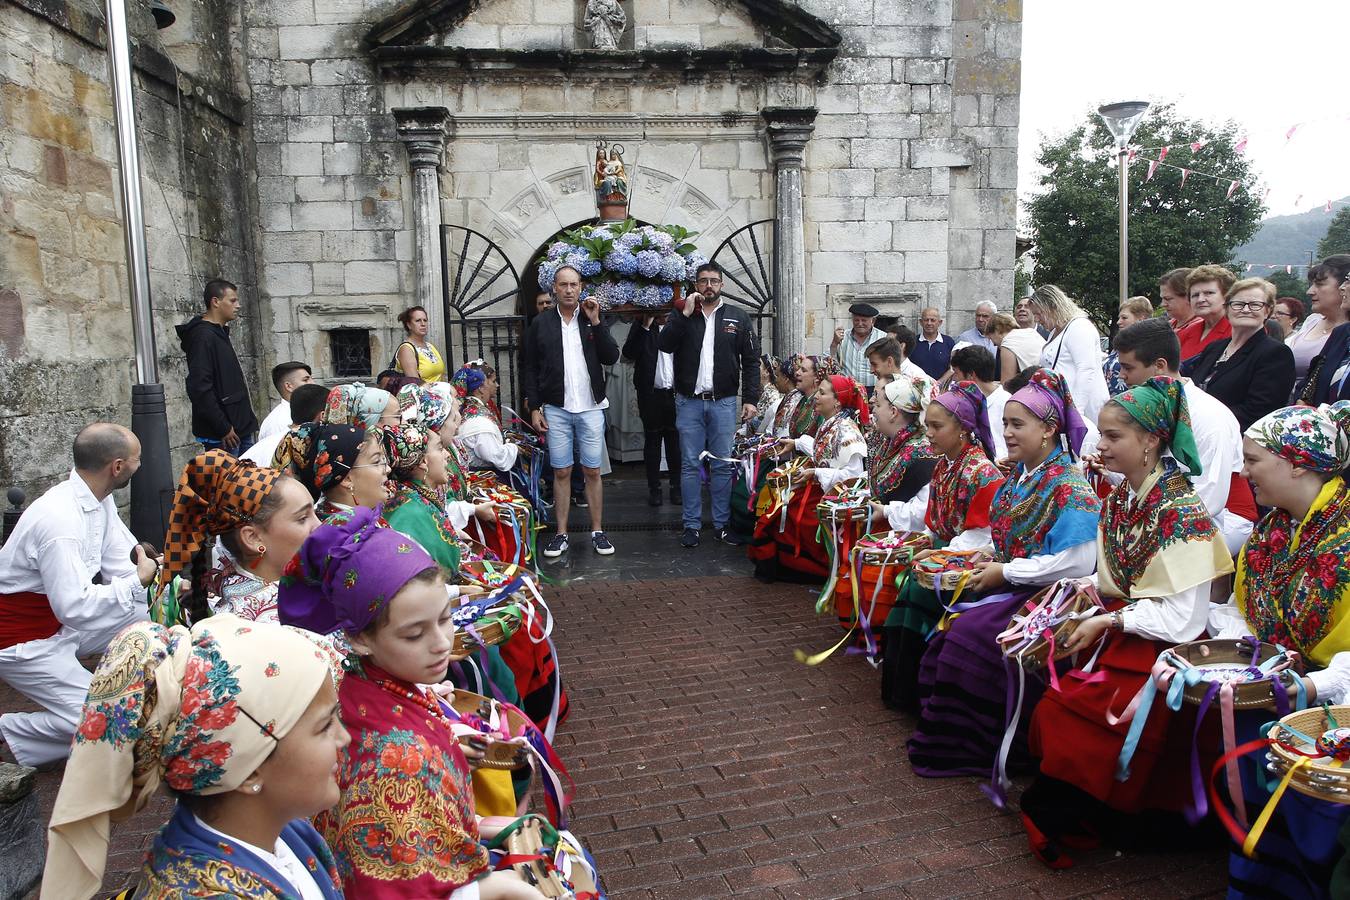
[0, 0, 1020, 496]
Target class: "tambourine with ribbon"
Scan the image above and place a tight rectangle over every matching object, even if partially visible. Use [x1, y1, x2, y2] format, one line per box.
[813, 478, 872, 615]
[1113, 637, 1306, 826]
[484, 813, 604, 898]
[910, 549, 990, 593]
[997, 580, 1106, 672]
[1209, 703, 1350, 861]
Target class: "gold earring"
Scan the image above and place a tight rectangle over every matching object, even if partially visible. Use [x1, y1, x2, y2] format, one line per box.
[1041, 434, 1048, 449]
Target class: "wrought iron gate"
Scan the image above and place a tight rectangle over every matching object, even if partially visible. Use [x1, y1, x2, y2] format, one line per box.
[711, 219, 776, 353]
[440, 225, 525, 411]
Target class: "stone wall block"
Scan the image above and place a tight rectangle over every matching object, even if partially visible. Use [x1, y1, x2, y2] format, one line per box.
[826, 169, 876, 197]
[850, 138, 908, 168]
[818, 221, 891, 252]
[866, 115, 920, 139]
[291, 200, 352, 230]
[262, 232, 323, 263]
[312, 261, 345, 294]
[810, 252, 865, 284]
[264, 262, 313, 296]
[280, 143, 323, 175]
[904, 250, 948, 281]
[278, 26, 354, 60]
[288, 115, 334, 143]
[806, 197, 866, 220]
[948, 228, 983, 268]
[294, 175, 345, 202]
[344, 260, 400, 293]
[909, 138, 974, 168]
[981, 228, 1015, 268]
[864, 253, 906, 283]
[323, 142, 362, 176]
[904, 58, 948, 84]
[858, 83, 911, 115]
[314, 0, 365, 25]
[864, 197, 906, 222]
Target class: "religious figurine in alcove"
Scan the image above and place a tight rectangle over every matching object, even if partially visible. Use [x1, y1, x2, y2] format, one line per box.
[583, 0, 626, 49]
[594, 140, 630, 221]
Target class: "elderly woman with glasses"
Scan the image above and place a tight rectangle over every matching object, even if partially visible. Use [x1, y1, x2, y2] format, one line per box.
[1180, 277, 1296, 430]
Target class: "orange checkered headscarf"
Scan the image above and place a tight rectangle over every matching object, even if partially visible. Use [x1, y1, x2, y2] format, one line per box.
[162, 451, 282, 583]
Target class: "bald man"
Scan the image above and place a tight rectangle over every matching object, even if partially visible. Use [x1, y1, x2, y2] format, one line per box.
[0, 423, 157, 766]
[910, 307, 956, 379]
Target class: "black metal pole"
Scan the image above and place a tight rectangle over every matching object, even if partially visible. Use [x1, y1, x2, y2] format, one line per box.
[130, 384, 174, 548]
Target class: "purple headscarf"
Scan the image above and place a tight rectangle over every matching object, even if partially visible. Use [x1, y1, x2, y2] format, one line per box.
[933, 381, 996, 459]
[278, 505, 437, 635]
[1008, 369, 1089, 457]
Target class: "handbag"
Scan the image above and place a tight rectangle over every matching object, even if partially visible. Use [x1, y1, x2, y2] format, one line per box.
[1298, 354, 1325, 404]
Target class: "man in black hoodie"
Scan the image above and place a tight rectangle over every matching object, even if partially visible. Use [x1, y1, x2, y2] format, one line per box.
[176, 278, 258, 453]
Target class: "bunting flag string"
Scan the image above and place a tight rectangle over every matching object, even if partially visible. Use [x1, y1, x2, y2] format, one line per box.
[1127, 112, 1350, 155]
[1124, 151, 1346, 214]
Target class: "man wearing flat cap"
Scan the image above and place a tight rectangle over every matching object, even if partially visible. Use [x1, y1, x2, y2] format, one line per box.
[831, 302, 889, 387]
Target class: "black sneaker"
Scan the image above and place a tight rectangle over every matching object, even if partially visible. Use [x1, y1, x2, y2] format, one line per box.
[670, 485, 682, 504]
[716, 527, 745, 546]
[681, 528, 700, 548]
[543, 533, 569, 558]
[591, 531, 615, 555]
[648, 488, 663, 507]
[572, 493, 589, 509]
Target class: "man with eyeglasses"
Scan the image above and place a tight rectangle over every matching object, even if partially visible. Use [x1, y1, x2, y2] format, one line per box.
[658, 262, 761, 548]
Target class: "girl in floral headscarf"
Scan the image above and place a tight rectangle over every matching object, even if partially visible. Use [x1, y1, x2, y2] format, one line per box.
[786, 354, 835, 438]
[158, 451, 319, 627]
[455, 362, 520, 475]
[44, 615, 346, 900]
[1204, 402, 1350, 897]
[1020, 375, 1229, 869]
[320, 382, 400, 430]
[880, 381, 1005, 712]
[749, 374, 869, 583]
[904, 372, 1102, 775]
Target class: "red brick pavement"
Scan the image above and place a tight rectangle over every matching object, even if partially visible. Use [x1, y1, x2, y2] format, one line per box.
[4, 575, 1228, 898]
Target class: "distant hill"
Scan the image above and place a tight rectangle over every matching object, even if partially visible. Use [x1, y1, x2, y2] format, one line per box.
[1230, 198, 1348, 268]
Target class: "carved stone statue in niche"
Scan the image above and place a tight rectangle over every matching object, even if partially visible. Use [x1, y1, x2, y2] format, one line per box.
[583, 0, 626, 49]
[594, 140, 629, 221]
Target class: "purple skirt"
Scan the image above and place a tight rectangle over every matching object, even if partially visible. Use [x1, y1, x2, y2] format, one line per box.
[907, 589, 1041, 779]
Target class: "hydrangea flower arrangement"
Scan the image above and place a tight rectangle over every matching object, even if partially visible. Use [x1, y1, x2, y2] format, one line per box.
[537, 219, 708, 310]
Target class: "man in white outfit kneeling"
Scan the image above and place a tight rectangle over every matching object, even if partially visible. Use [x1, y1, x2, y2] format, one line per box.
[0, 423, 157, 766]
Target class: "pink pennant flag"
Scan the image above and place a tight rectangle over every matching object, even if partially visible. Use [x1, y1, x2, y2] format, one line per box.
[1328, 200, 1334, 213]
[1158, 146, 1170, 162]
[1295, 194, 1304, 207]
[1235, 137, 1248, 153]
[1286, 265, 1293, 274]
[1180, 169, 1190, 187]
[1226, 180, 1239, 199]
[1286, 124, 1300, 141]
[1244, 264, 1252, 272]
[1190, 140, 1207, 153]
[1146, 160, 1159, 182]
[1127, 148, 1138, 164]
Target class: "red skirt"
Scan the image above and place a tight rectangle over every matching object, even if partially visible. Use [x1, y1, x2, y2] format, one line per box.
[1031, 631, 1219, 815]
[496, 613, 568, 730]
[469, 516, 527, 568]
[748, 480, 828, 579]
[833, 556, 901, 631]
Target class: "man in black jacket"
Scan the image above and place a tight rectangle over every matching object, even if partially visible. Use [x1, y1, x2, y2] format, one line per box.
[657, 262, 760, 547]
[176, 278, 258, 454]
[523, 265, 621, 558]
[623, 312, 682, 507]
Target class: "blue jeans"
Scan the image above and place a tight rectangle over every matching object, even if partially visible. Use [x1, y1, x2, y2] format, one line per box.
[674, 394, 737, 530]
[194, 434, 255, 457]
[541, 406, 605, 470]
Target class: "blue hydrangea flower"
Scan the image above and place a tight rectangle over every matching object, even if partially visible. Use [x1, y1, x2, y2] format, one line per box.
[603, 250, 639, 277]
[616, 232, 643, 252]
[547, 241, 571, 260]
[636, 284, 663, 306]
[650, 231, 674, 252]
[636, 250, 662, 279]
[659, 254, 686, 282]
[685, 252, 709, 281]
[612, 280, 638, 305]
[579, 258, 602, 277]
[537, 261, 559, 289]
[658, 285, 675, 301]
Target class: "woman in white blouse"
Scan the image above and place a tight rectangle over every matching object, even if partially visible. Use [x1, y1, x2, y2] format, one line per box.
[1029, 285, 1109, 424]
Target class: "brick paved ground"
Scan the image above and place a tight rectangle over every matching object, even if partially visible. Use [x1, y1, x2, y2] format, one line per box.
[5, 573, 1229, 898]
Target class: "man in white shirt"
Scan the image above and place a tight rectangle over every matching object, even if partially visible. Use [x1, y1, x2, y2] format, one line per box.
[831, 302, 889, 387]
[523, 266, 621, 558]
[867, 329, 931, 387]
[240, 382, 331, 469]
[949, 345, 1010, 461]
[1111, 319, 1256, 554]
[0, 424, 158, 766]
[955, 300, 998, 353]
[256, 361, 314, 442]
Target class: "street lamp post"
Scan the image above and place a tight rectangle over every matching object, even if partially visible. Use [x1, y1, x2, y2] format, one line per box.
[105, 0, 175, 545]
[1097, 101, 1150, 309]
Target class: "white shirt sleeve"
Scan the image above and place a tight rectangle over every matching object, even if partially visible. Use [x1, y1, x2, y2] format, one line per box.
[1003, 540, 1097, 586]
[1309, 652, 1350, 705]
[815, 450, 865, 493]
[1120, 582, 1210, 643]
[445, 500, 476, 532]
[37, 536, 143, 632]
[793, 435, 815, 457]
[757, 397, 782, 435]
[256, 402, 291, 441]
[1206, 600, 1256, 639]
[882, 483, 930, 533]
[946, 527, 993, 551]
[461, 432, 519, 471]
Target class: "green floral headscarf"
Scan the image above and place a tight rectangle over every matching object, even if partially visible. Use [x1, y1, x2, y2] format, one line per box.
[1109, 375, 1202, 476]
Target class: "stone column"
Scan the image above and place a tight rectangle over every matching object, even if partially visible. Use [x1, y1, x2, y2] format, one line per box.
[762, 107, 817, 358]
[393, 107, 451, 348]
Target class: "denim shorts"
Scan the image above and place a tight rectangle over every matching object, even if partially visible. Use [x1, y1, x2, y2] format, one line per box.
[542, 406, 605, 470]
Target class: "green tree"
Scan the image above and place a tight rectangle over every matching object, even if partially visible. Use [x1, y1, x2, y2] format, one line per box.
[1265, 268, 1307, 300]
[1025, 103, 1264, 327]
[1317, 205, 1350, 259]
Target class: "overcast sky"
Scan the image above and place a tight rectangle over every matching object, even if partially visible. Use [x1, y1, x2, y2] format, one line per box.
[1019, 0, 1350, 229]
